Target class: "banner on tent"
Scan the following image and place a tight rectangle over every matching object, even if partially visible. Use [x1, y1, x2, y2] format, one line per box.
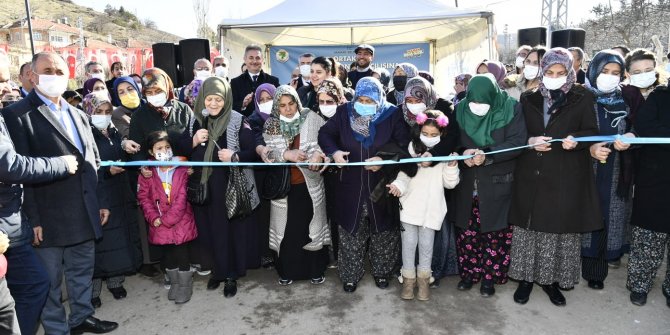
[269, 43, 430, 85]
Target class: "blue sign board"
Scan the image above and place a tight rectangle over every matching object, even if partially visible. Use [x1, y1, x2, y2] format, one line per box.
[269, 43, 431, 85]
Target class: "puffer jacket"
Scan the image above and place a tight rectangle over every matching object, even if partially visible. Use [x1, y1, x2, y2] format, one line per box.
[137, 165, 197, 245]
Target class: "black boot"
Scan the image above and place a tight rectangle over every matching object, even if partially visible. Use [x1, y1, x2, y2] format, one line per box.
[513, 281, 533, 304]
[207, 278, 221, 291]
[457, 278, 473, 291]
[480, 280, 495, 297]
[541, 283, 566, 306]
[223, 279, 237, 298]
[587, 280, 604, 290]
[629, 291, 647, 306]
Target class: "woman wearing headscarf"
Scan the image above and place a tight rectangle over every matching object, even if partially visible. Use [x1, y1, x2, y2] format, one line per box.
[128, 68, 194, 279]
[626, 62, 670, 307]
[318, 77, 410, 293]
[83, 77, 110, 97]
[263, 85, 330, 285]
[581, 50, 636, 291]
[453, 74, 472, 106]
[387, 63, 419, 105]
[82, 93, 142, 308]
[476, 60, 508, 89]
[111, 76, 144, 140]
[452, 74, 527, 297]
[508, 48, 601, 306]
[180, 76, 260, 297]
[248, 83, 277, 269]
[506, 46, 547, 101]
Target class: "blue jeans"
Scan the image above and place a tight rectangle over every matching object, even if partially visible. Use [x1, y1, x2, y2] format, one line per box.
[35, 240, 95, 335]
[4, 242, 49, 335]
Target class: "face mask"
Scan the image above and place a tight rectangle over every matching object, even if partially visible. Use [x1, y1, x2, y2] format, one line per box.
[468, 102, 491, 116]
[420, 134, 441, 148]
[195, 70, 211, 81]
[543, 76, 567, 90]
[406, 102, 426, 115]
[146, 92, 168, 107]
[91, 73, 105, 81]
[91, 115, 112, 130]
[319, 104, 337, 118]
[36, 74, 69, 98]
[258, 101, 273, 115]
[515, 56, 525, 68]
[136, 83, 143, 91]
[523, 65, 539, 80]
[279, 111, 301, 123]
[354, 101, 377, 116]
[120, 92, 140, 109]
[154, 149, 173, 162]
[596, 73, 620, 93]
[299, 64, 311, 77]
[629, 71, 657, 88]
[393, 76, 408, 91]
[215, 66, 228, 78]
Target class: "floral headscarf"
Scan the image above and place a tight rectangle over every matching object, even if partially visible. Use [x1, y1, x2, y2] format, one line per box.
[402, 76, 437, 126]
[317, 78, 346, 103]
[349, 77, 396, 147]
[392, 63, 419, 104]
[82, 91, 112, 116]
[182, 79, 203, 109]
[142, 68, 176, 119]
[264, 85, 310, 145]
[539, 48, 576, 114]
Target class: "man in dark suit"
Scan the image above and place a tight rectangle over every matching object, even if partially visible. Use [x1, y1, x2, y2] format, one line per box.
[2, 52, 118, 335]
[230, 45, 280, 116]
[348, 44, 375, 89]
[17, 62, 32, 98]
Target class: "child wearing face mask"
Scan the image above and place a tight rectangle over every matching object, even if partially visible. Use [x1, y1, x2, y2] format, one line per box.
[136, 131, 197, 304]
[386, 110, 460, 301]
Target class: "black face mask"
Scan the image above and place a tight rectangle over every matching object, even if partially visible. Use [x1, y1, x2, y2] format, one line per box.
[393, 75, 407, 91]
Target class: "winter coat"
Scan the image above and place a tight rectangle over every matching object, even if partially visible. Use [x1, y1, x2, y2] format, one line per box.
[230, 70, 280, 117]
[111, 105, 133, 139]
[391, 144, 460, 230]
[318, 104, 410, 234]
[452, 103, 527, 233]
[137, 165, 197, 245]
[631, 85, 670, 233]
[509, 85, 603, 234]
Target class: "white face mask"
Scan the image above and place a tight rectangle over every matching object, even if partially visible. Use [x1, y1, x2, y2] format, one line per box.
[195, 70, 211, 81]
[91, 115, 112, 130]
[406, 102, 427, 115]
[596, 73, 621, 93]
[629, 71, 657, 89]
[515, 56, 525, 68]
[468, 102, 491, 116]
[90, 72, 105, 81]
[543, 76, 567, 90]
[280, 111, 300, 123]
[299, 64, 311, 77]
[154, 149, 173, 162]
[319, 104, 337, 118]
[215, 66, 228, 78]
[523, 65, 539, 80]
[36, 74, 69, 98]
[420, 134, 441, 148]
[258, 101, 273, 115]
[146, 92, 168, 107]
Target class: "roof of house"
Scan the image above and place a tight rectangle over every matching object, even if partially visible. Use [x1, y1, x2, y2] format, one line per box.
[5, 17, 79, 35]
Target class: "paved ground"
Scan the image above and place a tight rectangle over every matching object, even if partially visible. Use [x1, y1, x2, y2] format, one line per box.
[40, 254, 669, 335]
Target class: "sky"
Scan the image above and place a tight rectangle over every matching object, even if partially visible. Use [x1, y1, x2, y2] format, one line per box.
[71, 0, 612, 39]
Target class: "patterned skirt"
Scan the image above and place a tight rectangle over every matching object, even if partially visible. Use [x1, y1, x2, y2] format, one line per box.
[508, 226, 581, 288]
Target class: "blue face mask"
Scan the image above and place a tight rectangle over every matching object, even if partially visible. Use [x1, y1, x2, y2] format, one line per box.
[354, 101, 377, 116]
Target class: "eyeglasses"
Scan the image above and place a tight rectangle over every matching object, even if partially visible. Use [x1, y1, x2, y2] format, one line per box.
[318, 99, 337, 105]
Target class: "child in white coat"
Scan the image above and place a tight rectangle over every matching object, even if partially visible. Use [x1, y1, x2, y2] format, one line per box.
[387, 110, 460, 301]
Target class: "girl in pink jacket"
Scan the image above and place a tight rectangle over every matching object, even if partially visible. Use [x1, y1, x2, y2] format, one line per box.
[137, 131, 197, 304]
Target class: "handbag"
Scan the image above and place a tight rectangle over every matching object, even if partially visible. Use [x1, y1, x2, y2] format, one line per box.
[226, 166, 254, 220]
[187, 168, 209, 205]
[261, 166, 291, 200]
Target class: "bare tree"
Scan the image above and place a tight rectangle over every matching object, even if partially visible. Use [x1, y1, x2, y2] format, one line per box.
[193, 0, 211, 39]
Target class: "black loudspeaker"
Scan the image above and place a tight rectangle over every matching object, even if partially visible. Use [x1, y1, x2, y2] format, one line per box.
[518, 27, 547, 47]
[551, 29, 586, 49]
[152, 43, 181, 87]
[178, 39, 210, 86]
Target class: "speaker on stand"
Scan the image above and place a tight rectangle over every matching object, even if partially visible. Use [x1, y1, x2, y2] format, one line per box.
[550, 29, 586, 49]
[178, 39, 211, 86]
[152, 43, 181, 87]
[518, 27, 547, 47]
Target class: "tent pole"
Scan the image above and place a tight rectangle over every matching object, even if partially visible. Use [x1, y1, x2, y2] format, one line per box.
[350, 27, 354, 45]
[24, 0, 35, 55]
[486, 15, 494, 60]
[265, 44, 271, 73]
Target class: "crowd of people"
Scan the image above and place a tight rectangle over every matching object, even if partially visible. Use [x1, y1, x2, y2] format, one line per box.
[0, 40, 668, 334]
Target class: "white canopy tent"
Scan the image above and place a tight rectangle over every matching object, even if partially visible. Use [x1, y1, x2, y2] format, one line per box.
[218, 0, 496, 95]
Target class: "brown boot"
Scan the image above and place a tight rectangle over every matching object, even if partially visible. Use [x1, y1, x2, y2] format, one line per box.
[400, 269, 416, 300]
[417, 270, 431, 301]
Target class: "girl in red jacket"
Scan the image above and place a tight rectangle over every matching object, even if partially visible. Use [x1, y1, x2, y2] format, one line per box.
[137, 131, 197, 304]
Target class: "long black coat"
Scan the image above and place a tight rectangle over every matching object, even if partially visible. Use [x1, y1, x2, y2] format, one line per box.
[127, 100, 194, 161]
[509, 85, 602, 234]
[631, 86, 670, 233]
[2, 90, 106, 247]
[453, 104, 527, 233]
[93, 126, 142, 278]
[230, 70, 279, 117]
